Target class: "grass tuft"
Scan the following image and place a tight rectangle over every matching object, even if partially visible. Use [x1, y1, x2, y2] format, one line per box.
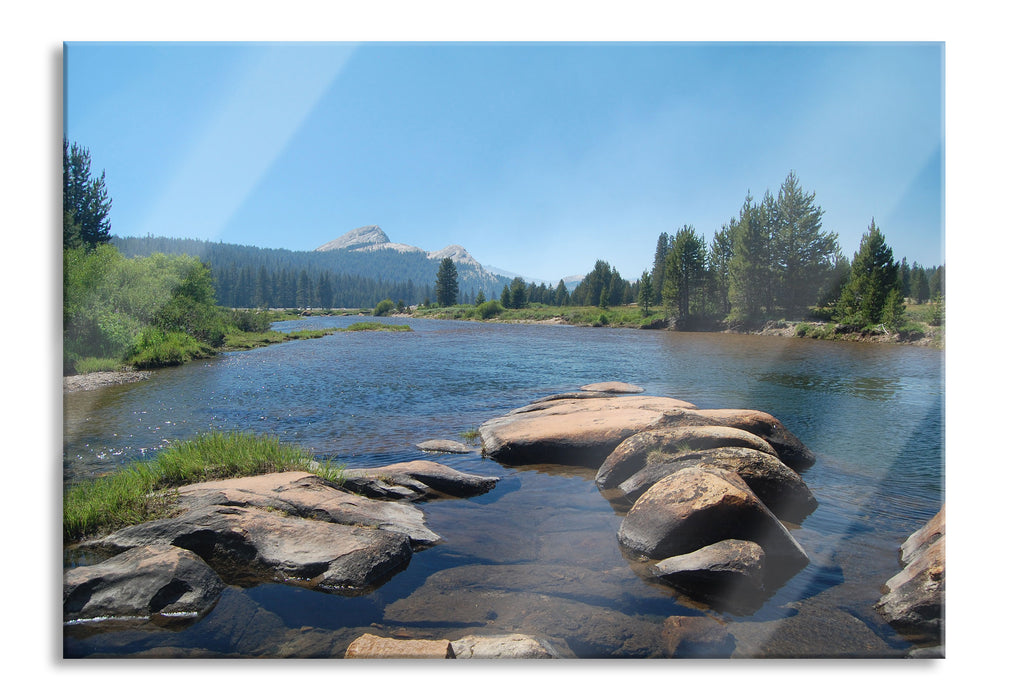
[63, 431, 317, 542]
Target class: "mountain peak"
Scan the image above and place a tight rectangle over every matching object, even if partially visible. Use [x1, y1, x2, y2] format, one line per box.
[315, 225, 390, 252]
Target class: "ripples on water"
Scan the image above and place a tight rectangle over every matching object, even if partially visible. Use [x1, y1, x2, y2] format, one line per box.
[63, 317, 943, 658]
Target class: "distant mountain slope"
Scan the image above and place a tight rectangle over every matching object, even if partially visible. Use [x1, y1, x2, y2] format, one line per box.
[112, 228, 512, 308]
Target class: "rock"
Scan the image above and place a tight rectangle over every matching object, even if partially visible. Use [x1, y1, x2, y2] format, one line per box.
[64, 544, 225, 624]
[899, 505, 945, 566]
[176, 471, 440, 547]
[579, 381, 645, 394]
[90, 504, 413, 593]
[595, 425, 778, 491]
[450, 633, 559, 659]
[417, 439, 473, 454]
[607, 446, 817, 523]
[661, 615, 736, 658]
[344, 633, 456, 659]
[479, 394, 698, 467]
[617, 466, 809, 575]
[651, 540, 766, 610]
[340, 460, 499, 500]
[631, 406, 815, 471]
[875, 507, 945, 642]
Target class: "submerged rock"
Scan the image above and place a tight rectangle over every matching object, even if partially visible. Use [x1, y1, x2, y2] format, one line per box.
[651, 539, 766, 610]
[875, 506, 945, 645]
[64, 544, 225, 625]
[416, 439, 473, 454]
[661, 615, 736, 658]
[341, 460, 499, 500]
[617, 466, 809, 574]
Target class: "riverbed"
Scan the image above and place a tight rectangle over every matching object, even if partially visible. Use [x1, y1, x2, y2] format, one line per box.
[63, 316, 943, 658]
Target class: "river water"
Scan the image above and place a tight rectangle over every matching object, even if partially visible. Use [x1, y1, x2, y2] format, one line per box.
[62, 317, 944, 658]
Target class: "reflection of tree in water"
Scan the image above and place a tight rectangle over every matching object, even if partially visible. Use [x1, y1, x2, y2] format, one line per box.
[758, 371, 901, 401]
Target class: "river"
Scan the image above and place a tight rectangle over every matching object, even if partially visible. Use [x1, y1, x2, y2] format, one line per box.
[63, 316, 944, 657]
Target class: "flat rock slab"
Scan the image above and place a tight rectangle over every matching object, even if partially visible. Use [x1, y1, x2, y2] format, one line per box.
[345, 633, 455, 659]
[64, 543, 225, 624]
[450, 633, 559, 658]
[579, 382, 645, 394]
[341, 460, 499, 500]
[176, 471, 440, 547]
[91, 504, 413, 593]
[416, 439, 474, 454]
[652, 539, 767, 612]
[479, 395, 699, 467]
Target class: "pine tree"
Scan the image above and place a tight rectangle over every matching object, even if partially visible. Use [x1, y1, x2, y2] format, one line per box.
[637, 271, 653, 315]
[772, 171, 838, 314]
[554, 279, 569, 306]
[435, 257, 459, 306]
[651, 232, 670, 305]
[728, 192, 772, 320]
[835, 219, 900, 326]
[662, 225, 707, 319]
[63, 139, 112, 249]
[509, 277, 528, 309]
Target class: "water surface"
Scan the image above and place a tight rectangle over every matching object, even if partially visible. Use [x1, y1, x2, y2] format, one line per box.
[63, 317, 943, 658]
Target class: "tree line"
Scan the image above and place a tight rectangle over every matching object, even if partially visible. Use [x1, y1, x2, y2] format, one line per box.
[644, 171, 944, 329]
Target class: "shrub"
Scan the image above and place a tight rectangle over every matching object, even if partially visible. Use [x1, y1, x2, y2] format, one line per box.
[374, 299, 395, 317]
[125, 328, 213, 369]
[476, 300, 505, 319]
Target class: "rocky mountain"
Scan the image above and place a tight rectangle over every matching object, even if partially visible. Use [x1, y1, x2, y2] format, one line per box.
[315, 225, 510, 296]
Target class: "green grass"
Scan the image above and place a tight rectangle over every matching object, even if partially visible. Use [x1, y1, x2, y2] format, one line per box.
[338, 322, 412, 332]
[222, 327, 336, 350]
[412, 303, 666, 329]
[63, 431, 342, 542]
[73, 356, 125, 374]
[460, 428, 481, 444]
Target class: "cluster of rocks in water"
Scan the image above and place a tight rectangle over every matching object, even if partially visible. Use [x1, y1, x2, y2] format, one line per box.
[65, 462, 499, 634]
[479, 382, 819, 614]
[64, 381, 944, 657]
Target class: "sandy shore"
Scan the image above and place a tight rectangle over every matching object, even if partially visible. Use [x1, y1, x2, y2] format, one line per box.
[63, 369, 152, 394]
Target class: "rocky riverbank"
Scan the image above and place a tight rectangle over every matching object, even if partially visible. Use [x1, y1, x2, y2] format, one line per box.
[63, 369, 152, 394]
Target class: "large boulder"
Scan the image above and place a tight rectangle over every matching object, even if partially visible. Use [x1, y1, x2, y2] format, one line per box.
[64, 544, 225, 624]
[175, 471, 440, 547]
[605, 446, 817, 523]
[651, 539, 766, 611]
[89, 504, 413, 593]
[649, 407, 815, 470]
[875, 506, 945, 644]
[617, 466, 809, 576]
[479, 394, 698, 467]
[340, 460, 499, 500]
[595, 426, 778, 491]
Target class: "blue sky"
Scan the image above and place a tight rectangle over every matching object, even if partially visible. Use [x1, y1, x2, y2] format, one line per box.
[64, 41, 943, 283]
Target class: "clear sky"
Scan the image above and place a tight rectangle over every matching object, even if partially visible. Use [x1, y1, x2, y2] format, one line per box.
[64, 41, 943, 283]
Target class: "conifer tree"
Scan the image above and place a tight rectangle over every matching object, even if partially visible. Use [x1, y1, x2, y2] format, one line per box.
[435, 257, 459, 306]
[835, 219, 900, 326]
[63, 139, 112, 249]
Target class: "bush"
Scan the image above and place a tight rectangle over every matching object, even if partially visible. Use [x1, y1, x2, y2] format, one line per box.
[125, 328, 213, 369]
[228, 309, 273, 333]
[476, 300, 505, 319]
[374, 299, 395, 317]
